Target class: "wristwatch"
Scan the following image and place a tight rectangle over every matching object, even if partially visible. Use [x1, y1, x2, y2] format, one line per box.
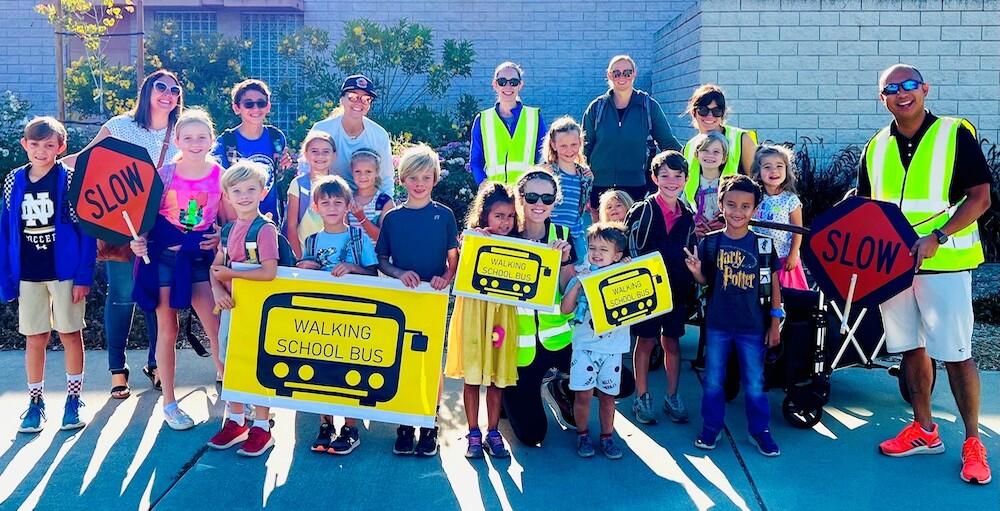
[932, 228, 949, 244]
[770, 308, 786, 320]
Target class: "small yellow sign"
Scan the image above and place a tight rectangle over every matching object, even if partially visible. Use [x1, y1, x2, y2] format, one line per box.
[221, 267, 449, 428]
[580, 253, 673, 335]
[453, 231, 562, 311]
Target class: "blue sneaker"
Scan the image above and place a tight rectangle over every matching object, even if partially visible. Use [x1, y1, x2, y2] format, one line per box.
[695, 428, 720, 450]
[750, 430, 780, 457]
[18, 397, 46, 433]
[61, 395, 86, 431]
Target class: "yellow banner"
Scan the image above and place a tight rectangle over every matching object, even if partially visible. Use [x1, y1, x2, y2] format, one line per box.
[579, 253, 673, 335]
[221, 267, 449, 428]
[453, 231, 562, 312]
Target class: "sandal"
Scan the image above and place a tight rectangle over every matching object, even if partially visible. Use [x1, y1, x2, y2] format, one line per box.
[143, 365, 162, 392]
[111, 367, 131, 399]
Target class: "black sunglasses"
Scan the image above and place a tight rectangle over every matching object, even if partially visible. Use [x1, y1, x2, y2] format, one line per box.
[241, 99, 268, 109]
[523, 192, 556, 205]
[495, 77, 521, 87]
[153, 81, 182, 97]
[696, 105, 725, 118]
[610, 69, 634, 79]
[882, 79, 922, 95]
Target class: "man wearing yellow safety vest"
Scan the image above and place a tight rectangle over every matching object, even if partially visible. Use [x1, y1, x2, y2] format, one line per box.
[469, 62, 546, 186]
[858, 64, 992, 485]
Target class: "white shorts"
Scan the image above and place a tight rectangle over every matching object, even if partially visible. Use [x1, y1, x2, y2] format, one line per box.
[879, 272, 974, 362]
[569, 349, 622, 395]
[18, 280, 85, 336]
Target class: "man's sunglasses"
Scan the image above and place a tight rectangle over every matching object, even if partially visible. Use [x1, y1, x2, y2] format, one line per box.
[696, 105, 725, 118]
[153, 81, 182, 97]
[240, 99, 268, 109]
[495, 77, 521, 87]
[882, 79, 922, 95]
[610, 69, 634, 79]
[523, 192, 556, 205]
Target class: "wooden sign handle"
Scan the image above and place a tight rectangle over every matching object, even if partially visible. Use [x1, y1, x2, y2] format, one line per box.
[840, 273, 858, 334]
[122, 211, 150, 265]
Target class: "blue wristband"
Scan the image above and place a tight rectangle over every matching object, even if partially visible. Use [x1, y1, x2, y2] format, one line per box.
[770, 308, 785, 319]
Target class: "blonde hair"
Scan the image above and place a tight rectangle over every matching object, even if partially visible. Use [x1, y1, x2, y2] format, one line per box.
[542, 116, 585, 165]
[23, 116, 67, 145]
[598, 189, 634, 222]
[302, 130, 336, 154]
[351, 148, 383, 190]
[494, 61, 523, 80]
[174, 107, 215, 140]
[397, 144, 440, 182]
[606, 55, 637, 88]
[221, 160, 269, 191]
[693, 130, 730, 169]
[752, 144, 798, 194]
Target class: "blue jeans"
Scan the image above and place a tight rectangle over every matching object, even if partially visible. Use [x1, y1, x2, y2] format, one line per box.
[700, 328, 771, 436]
[105, 261, 158, 373]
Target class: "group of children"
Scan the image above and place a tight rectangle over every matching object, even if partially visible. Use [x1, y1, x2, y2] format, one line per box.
[2, 75, 810, 462]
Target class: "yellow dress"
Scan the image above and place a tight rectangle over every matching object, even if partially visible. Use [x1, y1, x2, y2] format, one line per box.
[445, 296, 519, 388]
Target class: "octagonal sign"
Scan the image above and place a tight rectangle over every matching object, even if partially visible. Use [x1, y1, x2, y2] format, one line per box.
[802, 197, 918, 307]
[68, 137, 164, 245]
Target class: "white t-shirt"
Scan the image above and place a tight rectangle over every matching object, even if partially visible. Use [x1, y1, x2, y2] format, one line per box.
[300, 115, 394, 196]
[102, 114, 180, 165]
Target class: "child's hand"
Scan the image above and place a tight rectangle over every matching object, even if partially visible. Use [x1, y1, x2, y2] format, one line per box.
[620, 256, 632, 264]
[581, 167, 594, 179]
[550, 239, 572, 262]
[213, 287, 235, 310]
[71, 285, 90, 304]
[350, 204, 367, 223]
[278, 149, 295, 170]
[200, 223, 221, 251]
[211, 265, 235, 282]
[430, 275, 450, 290]
[130, 238, 148, 258]
[683, 246, 702, 274]
[766, 322, 781, 348]
[331, 262, 355, 277]
[784, 252, 799, 272]
[399, 270, 421, 288]
[296, 260, 321, 270]
[471, 227, 493, 236]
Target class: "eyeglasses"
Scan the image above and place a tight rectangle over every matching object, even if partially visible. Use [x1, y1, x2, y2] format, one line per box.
[523, 192, 556, 205]
[696, 106, 725, 118]
[495, 77, 521, 87]
[345, 92, 374, 105]
[153, 81, 182, 97]
[610, 69, 634, 79]
[881, 79, 922, 96]
[241, 99, 268, 110]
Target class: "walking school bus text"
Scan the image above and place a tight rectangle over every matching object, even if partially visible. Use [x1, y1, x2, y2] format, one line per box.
[472, 246, 551, 300]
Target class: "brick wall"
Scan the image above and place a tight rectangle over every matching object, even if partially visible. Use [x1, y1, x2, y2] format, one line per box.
[0, 0, 57, 115]
[654, 0, 1000, 151]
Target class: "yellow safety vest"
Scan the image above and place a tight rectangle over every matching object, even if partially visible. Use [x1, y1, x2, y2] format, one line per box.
[479, 105, 540, 185]
[516, 223, 574, 367]
[865, 116, 984, 271]
[683, 125, 757, 205]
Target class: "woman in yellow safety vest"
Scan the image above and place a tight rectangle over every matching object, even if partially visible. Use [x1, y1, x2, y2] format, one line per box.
[469, 62, 546, 186]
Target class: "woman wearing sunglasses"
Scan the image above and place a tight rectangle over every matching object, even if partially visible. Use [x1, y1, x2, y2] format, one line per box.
[469, 61, 547, 186]
[63, 69, 185, 399]
[304, 74, 394, 197]
[682, 83, 757, 207]
[582, 54, 681, 220]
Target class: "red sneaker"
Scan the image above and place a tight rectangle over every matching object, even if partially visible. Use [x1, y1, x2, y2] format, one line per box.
[879, 421, 945, 457]
[206, 419, 249, 450]
[961, 437, 992, 485]
[237, 426, 274, 457]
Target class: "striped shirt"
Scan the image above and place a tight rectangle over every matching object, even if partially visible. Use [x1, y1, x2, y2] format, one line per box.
[550, 164, 589, 237]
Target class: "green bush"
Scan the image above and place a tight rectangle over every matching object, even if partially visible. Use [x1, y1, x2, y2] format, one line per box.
[974, 292, 1000, 324]
[978, 138, 999, 263]
[64, 55, 135, 120]
[0, 91, 30, 177]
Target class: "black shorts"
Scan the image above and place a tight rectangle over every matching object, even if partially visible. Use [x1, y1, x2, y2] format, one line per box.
[589, 184, 649, 209]
[630, 303, 687, 340]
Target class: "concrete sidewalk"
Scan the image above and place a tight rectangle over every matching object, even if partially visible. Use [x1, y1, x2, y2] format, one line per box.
[0, 331, 997, 510]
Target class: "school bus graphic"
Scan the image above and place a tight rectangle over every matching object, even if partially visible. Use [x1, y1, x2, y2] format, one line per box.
[598, 268, 662, 327]
[257, 292, 429, 406]
[471, 246, 552, 300]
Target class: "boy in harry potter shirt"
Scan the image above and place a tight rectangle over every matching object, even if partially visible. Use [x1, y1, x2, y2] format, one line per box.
[683, 174, 784, 457]
[0, 116, 96, 434]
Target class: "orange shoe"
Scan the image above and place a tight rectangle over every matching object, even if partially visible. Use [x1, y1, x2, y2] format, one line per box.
[879, 421, 945, 457]
[961, 437, 992, 485]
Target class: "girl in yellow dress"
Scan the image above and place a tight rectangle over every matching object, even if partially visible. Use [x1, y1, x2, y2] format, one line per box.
[445, 181, 520, 459]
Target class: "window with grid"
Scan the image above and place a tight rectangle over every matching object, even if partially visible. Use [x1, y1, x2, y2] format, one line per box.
[242, 13, 304, 134]
[152, 11, 218, 45]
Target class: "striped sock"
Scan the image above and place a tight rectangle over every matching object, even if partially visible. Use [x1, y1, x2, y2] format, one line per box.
[67, 373, 84, 396]
[28, 381, 44, 400]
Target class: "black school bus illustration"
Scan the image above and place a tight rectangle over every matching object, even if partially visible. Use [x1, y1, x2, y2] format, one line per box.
[257, 292, 429, 406]
[471, 245, 552, 300]
[598, 268, 662, 326]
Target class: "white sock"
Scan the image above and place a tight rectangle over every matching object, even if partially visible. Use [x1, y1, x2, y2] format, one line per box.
[253, 419, 270, 431]
[228, 412, 246, 426]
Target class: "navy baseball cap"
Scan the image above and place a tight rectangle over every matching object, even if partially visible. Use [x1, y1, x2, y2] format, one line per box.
[341, 74, 377, 98]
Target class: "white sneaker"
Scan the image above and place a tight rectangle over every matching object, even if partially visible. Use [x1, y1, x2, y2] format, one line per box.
[164, 406, 195, 431]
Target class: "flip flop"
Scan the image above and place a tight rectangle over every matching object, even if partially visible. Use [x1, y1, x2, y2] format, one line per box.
[111, 367, 131, 399]
[143, 365, 162, 392]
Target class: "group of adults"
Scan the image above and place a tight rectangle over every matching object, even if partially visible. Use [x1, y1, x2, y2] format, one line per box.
[470, 56, 991, 482]
[64, 52, 990, 483]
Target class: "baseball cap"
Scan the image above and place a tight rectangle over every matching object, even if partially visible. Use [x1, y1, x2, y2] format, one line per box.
[341, 74, 377, 98]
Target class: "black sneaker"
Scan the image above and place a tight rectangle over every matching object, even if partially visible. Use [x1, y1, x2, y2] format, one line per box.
[546, 377, 577, 428]
[393, 426, 416, 455]
[329, 425, 361, 455]
[311, 422, 334, 452]
[415, 427, 439, 457]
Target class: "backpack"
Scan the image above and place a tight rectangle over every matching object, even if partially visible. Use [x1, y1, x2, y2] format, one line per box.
[594, 89, 658, 170]
[303, 226, 366, 266]
[701, 230, 775, 307]
[220, 215, 297, 267]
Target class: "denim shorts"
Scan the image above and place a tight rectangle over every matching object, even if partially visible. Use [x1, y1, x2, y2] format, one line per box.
[157, 249, 212, 287]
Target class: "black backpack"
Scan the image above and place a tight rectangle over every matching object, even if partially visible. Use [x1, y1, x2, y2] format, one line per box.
[220, 215, 297, 267]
